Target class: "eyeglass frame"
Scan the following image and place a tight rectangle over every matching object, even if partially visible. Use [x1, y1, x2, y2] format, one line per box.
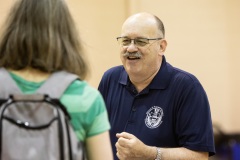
[116, 36, 163, 47]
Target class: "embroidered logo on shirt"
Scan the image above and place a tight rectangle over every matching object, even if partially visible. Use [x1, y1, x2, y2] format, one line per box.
[145, 106, 163, 129]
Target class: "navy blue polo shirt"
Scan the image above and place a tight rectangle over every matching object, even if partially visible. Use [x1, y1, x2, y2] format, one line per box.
[98, 56, 215, 159]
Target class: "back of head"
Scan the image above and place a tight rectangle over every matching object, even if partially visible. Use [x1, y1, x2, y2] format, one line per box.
[0, 0, 89, 79]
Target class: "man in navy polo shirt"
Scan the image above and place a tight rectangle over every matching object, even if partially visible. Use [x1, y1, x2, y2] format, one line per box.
[98, 12, 215, 160]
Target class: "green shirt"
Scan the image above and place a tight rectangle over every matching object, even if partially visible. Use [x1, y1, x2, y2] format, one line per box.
[9, 72, 110, 142]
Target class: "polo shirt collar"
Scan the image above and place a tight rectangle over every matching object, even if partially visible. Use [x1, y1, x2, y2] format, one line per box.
[150, 56, 173, 89]
[119, 56, 173, 90]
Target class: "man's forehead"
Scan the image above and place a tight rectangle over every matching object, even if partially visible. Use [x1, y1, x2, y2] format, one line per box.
[123, 13, 156, 27]
[121, 18, 158, 38]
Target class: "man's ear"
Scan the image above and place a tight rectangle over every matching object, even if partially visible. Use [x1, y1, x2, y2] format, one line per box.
[159, 39, 167, 56]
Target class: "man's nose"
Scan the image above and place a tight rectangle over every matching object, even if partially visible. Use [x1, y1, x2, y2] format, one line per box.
[127, 40, 138, 52]
[128, 39, 137, 47]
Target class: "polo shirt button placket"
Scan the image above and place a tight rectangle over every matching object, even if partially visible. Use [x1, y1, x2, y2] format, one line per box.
[132, 106, 136, 112]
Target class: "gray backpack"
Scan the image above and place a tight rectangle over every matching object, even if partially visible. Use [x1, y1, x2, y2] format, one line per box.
[0, 68, 85, 160]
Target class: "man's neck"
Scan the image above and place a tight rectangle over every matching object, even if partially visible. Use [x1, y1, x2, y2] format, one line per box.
[130, 66, 160, 93]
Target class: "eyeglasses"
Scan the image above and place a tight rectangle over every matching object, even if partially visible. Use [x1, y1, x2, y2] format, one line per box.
[116, 37, 162, 47]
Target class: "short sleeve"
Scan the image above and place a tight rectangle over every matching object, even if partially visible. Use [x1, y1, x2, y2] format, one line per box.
[175, 82, 215, 156]
[61, 80, 110, 141]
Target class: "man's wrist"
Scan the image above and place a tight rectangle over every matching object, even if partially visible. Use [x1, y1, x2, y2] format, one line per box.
[155, 147, 162, 160]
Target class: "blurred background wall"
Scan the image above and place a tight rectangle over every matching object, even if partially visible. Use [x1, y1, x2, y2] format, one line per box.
[0, 0, 239, 133]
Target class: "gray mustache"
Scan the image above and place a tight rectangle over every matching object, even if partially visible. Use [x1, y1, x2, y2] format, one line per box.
[122, 52, 142, 58]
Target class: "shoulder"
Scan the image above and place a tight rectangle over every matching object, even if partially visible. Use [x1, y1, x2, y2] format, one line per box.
[99, 65, 125, 87]
[61, 79, 107, 116]
[61, 79, 105, 111]
[65, 79, 102, 99]
[102, 65, 124, 79]
[169, 67, 207, 98]
[172, 67, 201, 85]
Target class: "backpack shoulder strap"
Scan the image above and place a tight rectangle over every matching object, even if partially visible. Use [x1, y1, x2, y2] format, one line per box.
[0, 68, 22, 99]
[36, 71, 79, 99]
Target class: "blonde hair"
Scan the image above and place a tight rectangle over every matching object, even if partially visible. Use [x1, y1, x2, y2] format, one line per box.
[0, 0, 89, 79]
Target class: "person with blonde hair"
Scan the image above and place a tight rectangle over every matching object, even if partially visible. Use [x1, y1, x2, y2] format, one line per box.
[0, 0, 113, 159]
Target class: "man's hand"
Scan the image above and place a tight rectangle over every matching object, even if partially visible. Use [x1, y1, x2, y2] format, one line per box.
[115, 132, 209, 160]
[115, 132, 155, 160]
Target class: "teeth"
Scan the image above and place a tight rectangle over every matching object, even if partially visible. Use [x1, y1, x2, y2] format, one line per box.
[128, 56, 137, 58]
[128, 56, 140, 59]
